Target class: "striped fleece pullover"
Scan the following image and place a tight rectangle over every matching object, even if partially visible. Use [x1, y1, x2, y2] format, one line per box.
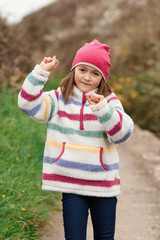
[18, 65, 134, 197]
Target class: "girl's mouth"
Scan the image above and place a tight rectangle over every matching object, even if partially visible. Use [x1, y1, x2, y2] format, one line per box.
[81, 82, 90, 86]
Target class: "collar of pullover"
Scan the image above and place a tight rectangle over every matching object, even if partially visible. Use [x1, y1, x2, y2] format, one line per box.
[71, 85, 98, 102]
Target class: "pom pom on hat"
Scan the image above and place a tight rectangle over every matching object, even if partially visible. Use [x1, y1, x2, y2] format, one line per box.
[71, 40, 111, 80]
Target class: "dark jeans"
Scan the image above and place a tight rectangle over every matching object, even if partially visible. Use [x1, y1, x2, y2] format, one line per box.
[62, 193, 117, 240]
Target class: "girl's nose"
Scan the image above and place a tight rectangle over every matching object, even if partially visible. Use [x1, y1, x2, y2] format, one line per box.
[84, 72, 91, 81]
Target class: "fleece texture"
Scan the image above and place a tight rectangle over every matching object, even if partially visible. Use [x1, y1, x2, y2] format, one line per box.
[18, 65, 134, 197]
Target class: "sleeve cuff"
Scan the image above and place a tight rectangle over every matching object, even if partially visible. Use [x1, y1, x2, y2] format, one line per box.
[90, 99, 107, 112]
[34, 64, 50, 78]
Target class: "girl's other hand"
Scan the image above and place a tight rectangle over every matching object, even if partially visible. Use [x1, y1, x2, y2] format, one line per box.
[85, 92, 104, 105]
[39, 56, 59, 72]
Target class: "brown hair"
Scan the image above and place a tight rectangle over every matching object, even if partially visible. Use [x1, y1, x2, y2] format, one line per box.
[59, 70, 75, 102]
[59, 69, 112, 102]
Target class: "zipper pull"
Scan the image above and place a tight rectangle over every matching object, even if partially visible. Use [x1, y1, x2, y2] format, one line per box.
[80, 93, 86, 130]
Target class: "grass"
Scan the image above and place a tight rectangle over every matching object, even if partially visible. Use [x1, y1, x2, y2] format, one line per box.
[0, 76, 62, 239]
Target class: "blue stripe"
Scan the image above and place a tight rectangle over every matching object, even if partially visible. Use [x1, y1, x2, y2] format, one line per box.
[111, 129, 132, 144]
[43, 156, 119, 172]
[20, 104, 41, 116]
[59, 94, 89, 106]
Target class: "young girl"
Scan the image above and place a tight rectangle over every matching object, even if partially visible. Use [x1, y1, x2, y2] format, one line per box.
[18, 40, 134, 240]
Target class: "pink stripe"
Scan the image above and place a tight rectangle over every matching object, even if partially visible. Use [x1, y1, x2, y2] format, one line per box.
[59, 111, 79, 120]
[54, 90, 59, 100]
[107, 110, 123, 136]
[58, 111, 97, 121]
[43, 173, 120, 188]
[107, 96, 118, 103]
[21, 88, 43, 101]
[84, 114, 97, 121]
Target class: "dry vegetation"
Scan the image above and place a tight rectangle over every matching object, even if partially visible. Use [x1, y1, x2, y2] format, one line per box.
[0, 18, 33, 87]
[1, 0, 160, 78]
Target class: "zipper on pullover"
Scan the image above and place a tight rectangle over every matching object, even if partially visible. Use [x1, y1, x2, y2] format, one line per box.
[79, 93, 86, 130]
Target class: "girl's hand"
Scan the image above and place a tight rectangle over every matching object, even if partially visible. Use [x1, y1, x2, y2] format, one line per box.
[85, 92, 104, 105]
[39, 56, 59, 72]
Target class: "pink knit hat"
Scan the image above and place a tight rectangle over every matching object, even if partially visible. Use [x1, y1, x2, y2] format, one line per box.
[71, 40, 111, 80]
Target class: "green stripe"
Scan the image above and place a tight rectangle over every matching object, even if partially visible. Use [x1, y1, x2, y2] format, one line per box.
[98, 106, 115, 123]
[27, 73, 45, 86]
[48, 94, 55, 122]
[47, 123, 108, 139]
[114, 106, 123, 111]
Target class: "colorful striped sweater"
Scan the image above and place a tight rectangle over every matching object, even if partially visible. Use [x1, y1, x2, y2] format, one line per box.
[18, 65, 134, 197]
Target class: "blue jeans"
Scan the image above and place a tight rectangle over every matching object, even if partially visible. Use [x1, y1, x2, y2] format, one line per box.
[62, 193, 117, 240]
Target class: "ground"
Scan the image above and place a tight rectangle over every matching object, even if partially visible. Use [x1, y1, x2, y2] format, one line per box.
[39, 125, 160, 240]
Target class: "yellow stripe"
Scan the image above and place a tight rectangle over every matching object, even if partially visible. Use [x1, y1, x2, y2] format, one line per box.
[38, 95, 50, 122]
[103, 146, 116, 154]
[66, 143, 99, 154]
[46, 139, 63, 148]
[46, 139, 116, 154]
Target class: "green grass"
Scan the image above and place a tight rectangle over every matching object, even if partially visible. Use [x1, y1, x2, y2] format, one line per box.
[0, 76, 61, 239]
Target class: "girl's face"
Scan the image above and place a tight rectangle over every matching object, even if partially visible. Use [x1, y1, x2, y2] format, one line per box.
[74, 65, 102, 93]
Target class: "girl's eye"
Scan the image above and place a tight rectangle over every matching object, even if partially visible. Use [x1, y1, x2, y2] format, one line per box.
[93, 72, 99, 76]
[79, 68, 85, 72]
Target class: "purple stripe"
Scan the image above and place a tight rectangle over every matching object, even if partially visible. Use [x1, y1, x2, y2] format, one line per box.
[43, 157, 119, 171]
[110, 129, 132, 144]
[59, 94, 89, 106]
[20, 103, 41, 116]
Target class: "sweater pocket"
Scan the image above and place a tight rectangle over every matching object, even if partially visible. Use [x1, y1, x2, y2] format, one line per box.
[53, 142, 66, 163]
[99, 148, 109, 171]
[43, 140, 119, 181]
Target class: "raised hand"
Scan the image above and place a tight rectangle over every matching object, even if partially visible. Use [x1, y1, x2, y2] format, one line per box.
[85, 92, 104, 105]
[39, 56, 59, 72]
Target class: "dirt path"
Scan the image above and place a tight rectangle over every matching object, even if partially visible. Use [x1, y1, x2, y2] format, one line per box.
[40, 126, 160, 240]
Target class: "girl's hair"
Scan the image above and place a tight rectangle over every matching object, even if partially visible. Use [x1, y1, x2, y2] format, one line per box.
[59, 70, 75, 103]
[59, 69, 112, 102]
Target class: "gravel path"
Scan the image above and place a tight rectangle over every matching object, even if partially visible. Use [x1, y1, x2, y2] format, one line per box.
[40, 126, 160, 240]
